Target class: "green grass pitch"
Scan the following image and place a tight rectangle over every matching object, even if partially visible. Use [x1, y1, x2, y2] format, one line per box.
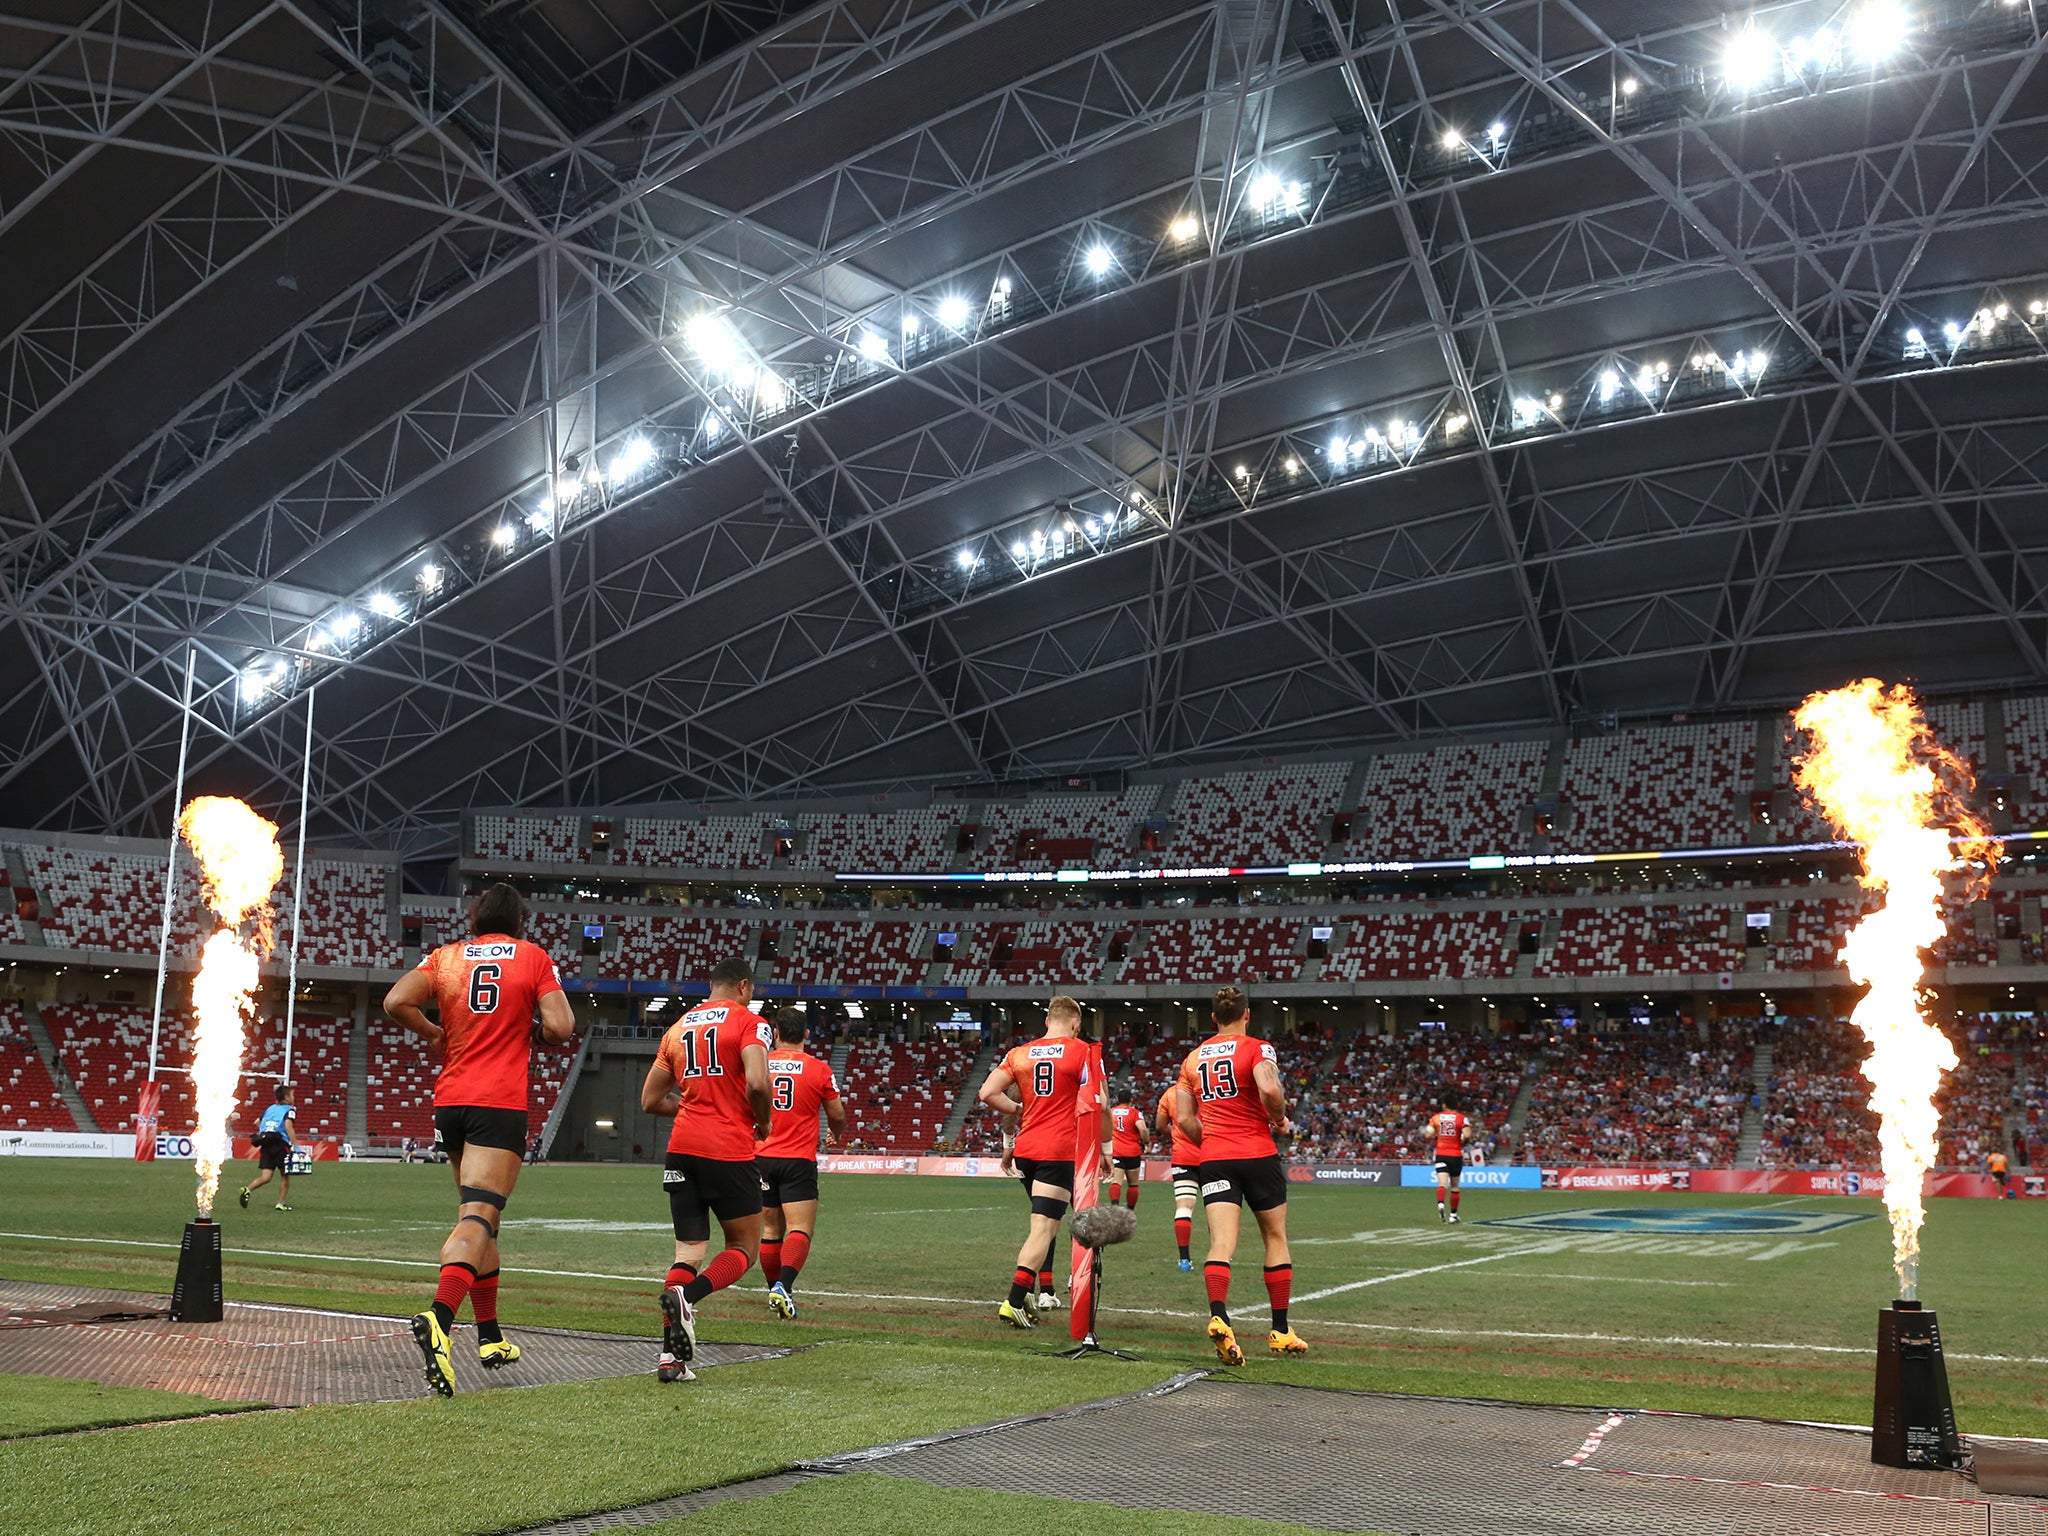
[0, 1160, 2040, 1534]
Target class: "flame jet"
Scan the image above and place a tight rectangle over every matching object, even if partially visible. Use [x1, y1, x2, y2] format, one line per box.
[1790, 680, 1997, 1298]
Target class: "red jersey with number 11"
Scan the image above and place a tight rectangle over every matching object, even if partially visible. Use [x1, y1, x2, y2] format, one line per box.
[657, 1000, 773, 1160]
[1177, 1033, 1279, 1160]
[423, 935, 563, 1112]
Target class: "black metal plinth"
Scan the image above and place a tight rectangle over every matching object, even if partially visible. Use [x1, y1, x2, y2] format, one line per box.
[1872, 1300, 1961, 1469]
[169, 1219, 223, 1323]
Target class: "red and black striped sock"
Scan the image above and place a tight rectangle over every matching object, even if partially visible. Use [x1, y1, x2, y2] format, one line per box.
[1203, 1260, 1231, 1322]
[683, 1248, 750, 1304]
[430, 1262, 476, 1332]
[1009, 1266, 1034, 1307]
[779, 1231, 811, 1293]
[1264, 1262, 1292, 1332]
[760, 1238, 783, 1287]
[1173, 1216, 1192, 1258]
[471, 1269, 502, 1344]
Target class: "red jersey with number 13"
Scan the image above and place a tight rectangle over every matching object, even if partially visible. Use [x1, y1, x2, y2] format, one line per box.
[423, 936, 563, 1112]
[1431, 1109, 1469, 1158]
[1177, 1034, 1279, 1160]
[1001, 1035, 1091, 1159]
[758, 1051, 840, 1159]
[658, 1000, 773, 1160]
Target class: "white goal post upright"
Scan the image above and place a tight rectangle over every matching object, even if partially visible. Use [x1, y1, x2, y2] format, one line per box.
[282, 687, 315, 1087]
[146, 646, 198, 1085]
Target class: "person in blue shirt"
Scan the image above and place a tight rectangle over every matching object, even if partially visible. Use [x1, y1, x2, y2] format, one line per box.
[240, 1083, 298, 1211]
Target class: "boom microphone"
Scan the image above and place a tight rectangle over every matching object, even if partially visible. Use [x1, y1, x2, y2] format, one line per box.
[1071, 1204, 1137, 1250]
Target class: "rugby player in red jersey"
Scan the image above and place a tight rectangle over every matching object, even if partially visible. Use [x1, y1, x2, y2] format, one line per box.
[756, 1007, 845, 1320]
[1174, 985, 1306, 1363]
[977, 995, 1100, 1329]
[642, 958, 774, 1382]
[1155, 1081, 1200, 1270]
[1427, 1091, 1472, 1223]
[1106, 1085, 1148, 1211]
[383, 884, 581, 1396]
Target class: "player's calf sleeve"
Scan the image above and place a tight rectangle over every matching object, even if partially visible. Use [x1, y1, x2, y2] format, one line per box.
[780, 1230, 811, 1289]
[1449, 1189, 1461, 1212]
[1203, 1260, 1231, 1319]
[432, 1262, 477, 1331]
[1009, 1266, 1034, 1307]
[760, 1237, 783, 1287]
[1173, 1215, 1192, 1257]
[1263, 1263, 1292, 1332]
[683, 1247, 751, 1304]
[1126, 1184, 1140, 1210]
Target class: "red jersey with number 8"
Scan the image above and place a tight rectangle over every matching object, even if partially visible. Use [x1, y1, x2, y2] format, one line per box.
[422, 935, 563, 1112]
[758, 1051, 840, 1159]
[1001, 1036, 1091, 1160]
[1177, 1034, 1279, 1160]
[658, 1000, 773, 1160]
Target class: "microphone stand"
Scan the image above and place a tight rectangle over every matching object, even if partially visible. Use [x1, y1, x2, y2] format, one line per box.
[1045, 1243, 1141, 1362]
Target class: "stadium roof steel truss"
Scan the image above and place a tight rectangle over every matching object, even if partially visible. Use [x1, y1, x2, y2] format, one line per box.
[2, 0, 2048, 852]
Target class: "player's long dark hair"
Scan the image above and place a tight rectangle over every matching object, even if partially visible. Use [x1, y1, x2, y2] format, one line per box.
[469, 882, 527, 939]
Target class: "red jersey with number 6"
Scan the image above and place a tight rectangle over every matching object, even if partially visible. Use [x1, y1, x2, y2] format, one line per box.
[1177, 1034, 1279, 1160]
[1109, 1104, 1143, 1157]
[1001, 1036, 1091, 1160]
[1431, 1109, 1469, 1158]
[758, 1051, 840, 1160]
[658, 1000, 773, 1160]
[423, 935, 563, 1112]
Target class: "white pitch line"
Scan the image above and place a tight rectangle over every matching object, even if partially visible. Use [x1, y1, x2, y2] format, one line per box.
[1293, 1241, 1565, 1301]
[1516, 1272, 1733, 1288]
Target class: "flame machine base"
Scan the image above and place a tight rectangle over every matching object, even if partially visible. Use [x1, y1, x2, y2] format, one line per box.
[1872, 1300, 1960, 1469]
[169, 1219, 223, 1323]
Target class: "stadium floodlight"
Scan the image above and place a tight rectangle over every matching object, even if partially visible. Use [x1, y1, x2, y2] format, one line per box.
[1620, 76, 1640, 96]
[1943, 320, 1964, 343]
[1854, 2, 1910, 63]
[1441, 127, 1463, 148]
[1030, 529, 1046, 547]
[1084, 243, 1114, 277]
[1328, 433, 1348, 461]
[1445, 412, 1470, 438]
[1249, 171, 1284, 207]
[1085, 518, 1099, 535]
[418, 562, 443, 593]
[956, 549, 978, 569]
[1169, 213, 1202, 241]
[1547, 393, 1564, 411]
[937, 294, 972, 329]
[491, 523, 516, 549]
[369, 591, 401, 619]
[1724, 27, 1779, 91]
[238, 666, 273, 704]
[1011, 540, 1028, 559]
[1234, 464, 1249, 480]
[754, 370, 788, 414]
[683, 312, 747, 376]
[526, 506, 552, 535]
[328, 611, 361, 647]
[901, 312, 920, 336]
[1488, 122, 1506, 144]
[993, 276, 1012, 297]
[1635, 365, 1659, 398]
[857, 329, 890, 363]
[1282, 456, 1299, 473]
[1599, 369, 1620, 404]
[609, 435, 656, 479]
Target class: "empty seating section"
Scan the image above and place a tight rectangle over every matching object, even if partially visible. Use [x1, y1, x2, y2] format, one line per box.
[837, 1036, 975, 1150]
[799, 808, 956, 871]
[2004, 697, 2048, 804]
[971, 788, 1158, 870]
[604, 914, 758, 980]
[473, 815, 581, 863]
[1322, 911, 1514, 981]
[1559, 723, 1755, 851]
[282, 860, 395, 968]
[1760, 1017, 1881, 1167]
[0, 1001, 70, 1130]
[1121, 919, 1300, 985]
[773, 921, 928, 986]
[1519, 1023, 1752, 1165]
[1771, 899, 1862, 970]
[45, 1003, 347, 1139]
[1165, 764, 1348, 866]
[613, 815, 773, 869]
[948, 920, 1103, 986]
[1922, 701, 1986, 773]
[1299, 1033, 1531, 1162]
[1534, 906, 1744, 978]
[1353, 740, 1547, 861]
[27, 845, 205, 955]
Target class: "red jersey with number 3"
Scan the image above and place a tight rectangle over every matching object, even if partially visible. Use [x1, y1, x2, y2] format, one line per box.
[658, 1000, 772, 1160]
[1156, 1087, 1200, 1166]
[1109, 1104, 1143, 1157]
[423, 935, 564, 1112]
[1431, 1109, 1469, 1158]
[1177, 1034, 1279, 1160]
[758, 1051, 840, 1160]
[1002, 1036, 1091, 1160]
